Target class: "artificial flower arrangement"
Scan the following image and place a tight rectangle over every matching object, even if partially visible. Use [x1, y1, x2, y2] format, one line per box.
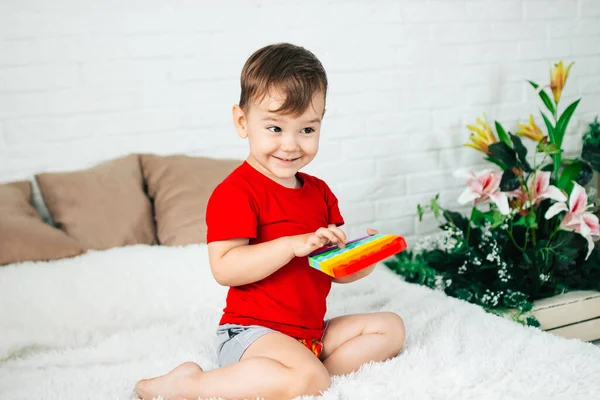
[385, 61, 600, 326]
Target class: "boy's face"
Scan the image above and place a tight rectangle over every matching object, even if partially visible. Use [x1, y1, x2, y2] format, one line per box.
[232, 90, 325, 188]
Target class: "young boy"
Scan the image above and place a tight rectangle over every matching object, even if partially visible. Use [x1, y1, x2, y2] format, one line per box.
[136, 43, 405, 400]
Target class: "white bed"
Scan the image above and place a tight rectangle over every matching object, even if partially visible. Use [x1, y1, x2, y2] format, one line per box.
[1, 244, 599, 400]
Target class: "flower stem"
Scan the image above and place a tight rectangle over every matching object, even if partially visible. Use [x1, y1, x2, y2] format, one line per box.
[467, 207, 475, 241]
[508, 217, 524, 252]
[516, 174, 534, 248]
[552, 104, 560, 182]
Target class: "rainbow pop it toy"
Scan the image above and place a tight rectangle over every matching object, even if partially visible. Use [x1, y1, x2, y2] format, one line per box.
[308, 234, 407, 278]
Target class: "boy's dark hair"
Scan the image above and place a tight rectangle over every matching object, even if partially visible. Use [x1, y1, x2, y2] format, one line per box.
[239, 43, 328, 116]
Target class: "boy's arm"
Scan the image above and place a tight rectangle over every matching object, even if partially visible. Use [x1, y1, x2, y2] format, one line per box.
[209, 227, 345, 287]
[332, 264, 376, 284]
[208, 236, 301, 287]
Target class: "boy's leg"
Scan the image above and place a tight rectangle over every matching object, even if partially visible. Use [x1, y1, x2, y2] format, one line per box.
[320, 312, 405, 376]
[136, 331, 331, 400]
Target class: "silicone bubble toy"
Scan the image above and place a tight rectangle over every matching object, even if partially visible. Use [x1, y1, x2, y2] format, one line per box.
[308, 234, 407, 278]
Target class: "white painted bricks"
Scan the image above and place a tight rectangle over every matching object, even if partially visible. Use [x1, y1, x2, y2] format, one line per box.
[1, 0, 599, 246]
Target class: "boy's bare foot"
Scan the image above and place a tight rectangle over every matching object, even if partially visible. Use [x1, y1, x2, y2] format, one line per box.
[135, 362, 203, 400]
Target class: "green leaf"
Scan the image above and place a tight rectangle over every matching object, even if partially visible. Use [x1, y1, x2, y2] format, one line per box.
[541, 112, 555, 143]
[514, 213, 537, 228]
[495, 121, 512, 148]
[537, 141, 561, 155]
[500, 168, 520, 191]
[528, 80, 556, 116]
[509, 133, 533, 172]
[582, 116, 600, 147]
[541, 163, 554, 172]
[518, 301, 534, 312]
[470, 208, 486, 226]
[576, 160, 593, 186]
[443, 210, 469, 234]
[527, 211, 538, 229]
[430, 197, 441, 219]
[557, 162, 582, 190]
[554, 99, 581, 148]
[455, 288, 474, 302]
[514, 215, 528, 227]
[488, 142, 517, 170]
[582, 143, 600, 173]
[526, 316, 541, 327]
[541, 110, 560, 180]
[491, 210, 506, 228]
[484, 156, 508, 170]
[417, 204, 425, 221]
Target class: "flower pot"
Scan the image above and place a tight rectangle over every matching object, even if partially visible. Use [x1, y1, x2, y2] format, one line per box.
[502, 290, 600, 341]
[532, 290, 600, 341]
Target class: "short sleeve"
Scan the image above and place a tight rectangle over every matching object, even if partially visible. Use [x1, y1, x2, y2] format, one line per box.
[205, 181, 258, 243]
[323, 182, 344, 227]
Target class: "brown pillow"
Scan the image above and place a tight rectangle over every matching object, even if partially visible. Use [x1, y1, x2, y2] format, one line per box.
[36, 154, 156, 250]
[141, 154, 241, 245]
[0, 181, 85, 265]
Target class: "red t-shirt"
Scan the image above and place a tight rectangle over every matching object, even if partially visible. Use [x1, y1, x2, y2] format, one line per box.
[206, 161, 344, 340]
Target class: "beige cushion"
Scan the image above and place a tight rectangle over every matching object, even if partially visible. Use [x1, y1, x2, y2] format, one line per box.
[0, 181, 85, 265]
[36, 155, 156, 250]
[141, 154, 241, 245]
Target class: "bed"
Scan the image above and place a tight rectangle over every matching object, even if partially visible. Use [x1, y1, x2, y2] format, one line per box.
[1, 244, 599, 399]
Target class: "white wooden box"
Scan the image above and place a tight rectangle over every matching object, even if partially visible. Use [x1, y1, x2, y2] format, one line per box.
[532, 290, 600, 342]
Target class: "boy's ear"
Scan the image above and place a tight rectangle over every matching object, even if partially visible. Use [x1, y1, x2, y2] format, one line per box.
[232, 105, 248, 139]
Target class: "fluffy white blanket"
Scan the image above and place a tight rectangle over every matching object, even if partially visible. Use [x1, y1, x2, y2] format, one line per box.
[1, 244, 599, 400]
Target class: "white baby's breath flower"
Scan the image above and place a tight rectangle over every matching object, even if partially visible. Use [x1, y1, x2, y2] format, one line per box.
[414, 227, 463, 254]
[434, 275, 446, 291]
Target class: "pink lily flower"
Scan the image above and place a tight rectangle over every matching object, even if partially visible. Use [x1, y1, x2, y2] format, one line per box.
[455, 169, 510, 215]
[545, 182, 600, 259]
[508, 171, 567, 209]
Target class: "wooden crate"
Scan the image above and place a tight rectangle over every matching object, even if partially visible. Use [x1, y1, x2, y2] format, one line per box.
[532, 290, 600, 342]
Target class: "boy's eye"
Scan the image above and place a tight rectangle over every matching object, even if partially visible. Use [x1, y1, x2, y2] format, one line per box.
[301, 127, 315, 134]
[267, 126, 282, 133]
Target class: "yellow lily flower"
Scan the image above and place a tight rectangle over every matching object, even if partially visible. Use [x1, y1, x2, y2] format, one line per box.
[517, 114, 544, 142]
[550, 60, 574, 104]
[465, 114, 498, 154]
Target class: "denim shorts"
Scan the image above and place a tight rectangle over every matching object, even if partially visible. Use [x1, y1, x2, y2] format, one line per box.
[216, 324, 277, 367]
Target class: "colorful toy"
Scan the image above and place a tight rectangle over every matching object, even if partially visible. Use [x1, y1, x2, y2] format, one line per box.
[308, 234, 407, 278]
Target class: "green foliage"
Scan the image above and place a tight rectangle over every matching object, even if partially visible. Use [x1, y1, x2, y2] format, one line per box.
[581, 117, 600, 173]
[388, 199, 599, 328]
[582, 117, 600, 146]
[487, 142, 516, 170]
[389, 62, 599, 330]
[555, 100, 580, 148]
[509, 133, 533, 172]
[500, 169, 520, 191]
[495, 121, 512, 148]
[550, 99, 581, 180]
[528, 80, 555, 116]
[384, 251, 438, 288]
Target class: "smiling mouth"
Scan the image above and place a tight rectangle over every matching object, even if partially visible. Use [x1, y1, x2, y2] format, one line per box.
[274, 156, 300, 162]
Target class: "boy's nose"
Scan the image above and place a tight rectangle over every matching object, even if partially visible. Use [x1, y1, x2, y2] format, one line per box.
[280, 135, 299, 151]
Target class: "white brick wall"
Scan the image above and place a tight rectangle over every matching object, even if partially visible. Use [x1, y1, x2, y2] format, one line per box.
[1, 0, 599, 245]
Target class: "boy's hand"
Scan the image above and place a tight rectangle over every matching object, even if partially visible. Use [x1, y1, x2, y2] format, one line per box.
[366, 227, 379, 236]
[293, 226, 347, 258]
[333, 227, 379, 284]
